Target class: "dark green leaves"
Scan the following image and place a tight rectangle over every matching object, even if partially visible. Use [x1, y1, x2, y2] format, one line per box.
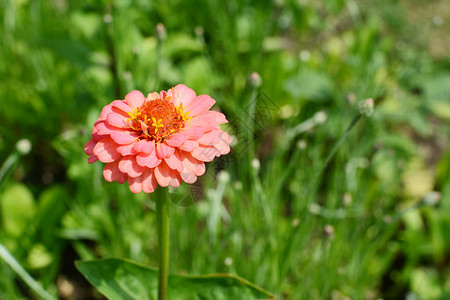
[76, 258, 275, 300]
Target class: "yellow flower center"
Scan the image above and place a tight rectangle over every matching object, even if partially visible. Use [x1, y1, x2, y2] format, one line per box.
[127, 94, 190, 143]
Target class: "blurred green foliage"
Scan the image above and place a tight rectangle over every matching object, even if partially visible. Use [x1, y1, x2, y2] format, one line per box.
[0, 0, 449, 299]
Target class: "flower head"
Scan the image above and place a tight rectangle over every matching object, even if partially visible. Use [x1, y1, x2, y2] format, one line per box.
[85, 84, 231, 193]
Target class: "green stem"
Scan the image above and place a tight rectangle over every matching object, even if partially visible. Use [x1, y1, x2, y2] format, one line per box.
[155, 187, 170, 300]
[0, 243, 57, 300]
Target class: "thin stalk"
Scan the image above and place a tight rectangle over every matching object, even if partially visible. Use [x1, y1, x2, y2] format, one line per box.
[155, 187, 170, 300]
[0, 243, 57, 300]
[279, 113, 362, 280]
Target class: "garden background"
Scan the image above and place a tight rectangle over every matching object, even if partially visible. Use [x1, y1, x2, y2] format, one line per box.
[1, 0, 450, 299]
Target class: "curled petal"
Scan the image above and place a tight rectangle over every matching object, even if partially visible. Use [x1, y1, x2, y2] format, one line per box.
[110, 131, 139, 145]
[134, 139, 155, 154]
[136, 151, 161, 168]
[181, 127, 204, 140]
[164, 152, 183, 172]
[118, 156, 145, 177]
[88, 155, 98, 164]
[112, 100, 133, 114]
[107, 113, 129, 128]
[103, 160, 120, 182]
[128, 176, 144, 194]
[141, 169, 157, 193]
[116, 143, 136, 156]
[125, 90, 145, 108]
[197, 130, 222, 146]
[170, 84, 196, 107]
[85, 139, 96, 156]
[95, 121, 131, 136]
[178, 140, 199, 152]
[191, 145, 220, 162]
[169, 173, 182, 188]
[188, 112, 218, 131]
[166, 133, 187, 147]
[99, 103, 114, 120]
[154, 162, 172, 187]
[147, 92, 160, 101]
[93, 137, 121, 163]
[186, 94, 215, 117]
[156, 143, 175, 159]
[117, 172, 128, 184]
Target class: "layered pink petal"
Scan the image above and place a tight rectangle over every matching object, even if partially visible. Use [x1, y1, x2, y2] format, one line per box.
[112, 100, 133, 114]
[170, 84, 196, 107]
[212, 111, 228, 124]
[86, 84, 231, 193]
[154, 162, 172, 187]
[107, 113, 129, 128]
[116, 143, 136, 156]
[197, 129, 222, 146]
[147, 92, 160, 101]
[133, 139, 155, 154]
[117, 172, 128, 184]
[169, 173, 182, 188]
[95, 121, 131, 136]
[136, 151, 161, 168]
[178, 140, 199, 152]
[103, 160, 121, 182]
[88, 155, 98, 164]
[186, 95, 215, 116]
[93, 137, 121, 163]
[142, 169, 158, 193]
[119, 156, 145, 177]
[188, 112, 217, 131]
[191, 145, 220, 162]
[166, 133, 187, 147]
[110, 131, 139, 145]
[99, 103, 114, 120]
[156, 143, 175, 159]
[178, 151, 205, 184]
[125, 90, 145, 108]
[213, 131, 232, 155]
[164, 152, 183, 172]
[85, 139, 96, 156]
[181, 127, 204, 140]
[128, 176, 144, 194]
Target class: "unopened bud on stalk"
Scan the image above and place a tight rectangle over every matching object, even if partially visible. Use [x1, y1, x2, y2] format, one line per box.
[194, 26, 204, 37]
[16, 139, 32, 155]
[358, 98, 374, 116]
[224, 257, 233, 266]
[218, 170, 230, 183]
[423, 191, 441, 206]
[313, 111, 327, 124]
[342, 193, 353, 206]
[323, 225, 334, 237]
[103, 14, 112, 24]
[251, 158, 260, 172]
[248, 72, 262, 89]
[155, 23, 167, 41]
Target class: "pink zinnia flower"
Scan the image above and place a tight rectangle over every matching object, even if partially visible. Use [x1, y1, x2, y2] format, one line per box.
[84, 84, 231, 193]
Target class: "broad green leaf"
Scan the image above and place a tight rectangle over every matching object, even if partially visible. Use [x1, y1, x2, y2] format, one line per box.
[76, 258, 275, 300]
[0, 183, 36, 237]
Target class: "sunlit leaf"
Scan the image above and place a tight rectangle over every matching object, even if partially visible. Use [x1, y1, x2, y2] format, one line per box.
[76, 258, 275, 300]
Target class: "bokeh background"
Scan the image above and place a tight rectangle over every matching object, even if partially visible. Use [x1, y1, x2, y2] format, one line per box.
[1, 0, 450, 299]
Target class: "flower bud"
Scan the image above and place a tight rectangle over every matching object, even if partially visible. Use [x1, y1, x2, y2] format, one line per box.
[155, 23, 167, 41]
[358, 98, 374, 116]
[16, 139, 32, 155]
[248, 72, 262, 89]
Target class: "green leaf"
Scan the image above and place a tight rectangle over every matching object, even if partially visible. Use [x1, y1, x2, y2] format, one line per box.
[76, 258, 275, 300]
[0, 183, 36, 237]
